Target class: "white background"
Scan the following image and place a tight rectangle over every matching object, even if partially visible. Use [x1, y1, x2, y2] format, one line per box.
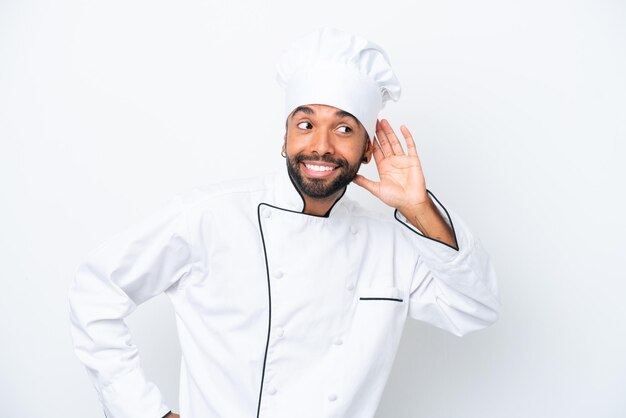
[1, 0, 625, 417]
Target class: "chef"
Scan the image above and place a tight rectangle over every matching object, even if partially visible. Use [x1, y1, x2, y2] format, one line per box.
[68, 27, 501, 418]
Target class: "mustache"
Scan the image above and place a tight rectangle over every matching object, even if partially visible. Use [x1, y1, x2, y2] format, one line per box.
[293, 154, 347, 167]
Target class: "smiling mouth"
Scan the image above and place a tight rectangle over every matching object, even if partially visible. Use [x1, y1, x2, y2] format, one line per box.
[300, 162, 339, 177]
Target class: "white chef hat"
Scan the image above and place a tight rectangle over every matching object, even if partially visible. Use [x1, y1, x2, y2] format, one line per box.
[276, 27, 401, 140]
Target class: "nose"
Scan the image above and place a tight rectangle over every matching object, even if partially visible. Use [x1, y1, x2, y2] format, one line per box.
[310, 129, 334, 156]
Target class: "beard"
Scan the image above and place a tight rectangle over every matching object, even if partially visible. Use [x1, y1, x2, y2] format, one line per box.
[286, 152, 363, 199]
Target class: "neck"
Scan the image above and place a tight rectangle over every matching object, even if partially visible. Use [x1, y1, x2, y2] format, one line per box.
[301, 188, 345, 216]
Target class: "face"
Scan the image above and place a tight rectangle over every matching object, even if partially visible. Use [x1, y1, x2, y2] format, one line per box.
[283, 103, 372, 199]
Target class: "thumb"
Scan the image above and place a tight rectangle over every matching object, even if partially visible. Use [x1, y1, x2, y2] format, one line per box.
[352, 174, 380, 198]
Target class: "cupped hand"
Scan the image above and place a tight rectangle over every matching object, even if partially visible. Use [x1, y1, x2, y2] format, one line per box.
[353, 119, 429, 212]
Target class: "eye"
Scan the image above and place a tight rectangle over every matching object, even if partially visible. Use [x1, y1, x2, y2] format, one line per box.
[337, 125, 353, 134]
[297, 121, 312, 130]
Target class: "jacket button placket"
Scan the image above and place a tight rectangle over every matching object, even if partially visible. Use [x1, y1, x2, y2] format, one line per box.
[327, 329, 344, 410]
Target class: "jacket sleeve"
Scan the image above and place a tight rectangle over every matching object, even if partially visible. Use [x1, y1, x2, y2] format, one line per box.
[68, 194, 194, 417]
[394, 189, 501, 337]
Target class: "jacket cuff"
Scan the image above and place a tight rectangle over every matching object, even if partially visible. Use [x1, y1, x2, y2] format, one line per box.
[99, 366, 171, 418]
[394, 189, 472, 265]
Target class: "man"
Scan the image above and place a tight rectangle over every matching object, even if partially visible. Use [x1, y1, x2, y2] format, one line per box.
[69, 27, 500, 418]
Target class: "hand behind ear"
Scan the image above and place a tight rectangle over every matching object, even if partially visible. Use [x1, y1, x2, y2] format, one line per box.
[352, 119, 428, 210]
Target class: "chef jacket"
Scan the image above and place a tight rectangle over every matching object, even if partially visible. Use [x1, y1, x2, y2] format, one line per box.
[68, 166, 501, 418]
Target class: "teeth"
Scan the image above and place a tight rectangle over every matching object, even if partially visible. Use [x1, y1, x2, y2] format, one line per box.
[305, 164, 335, 172]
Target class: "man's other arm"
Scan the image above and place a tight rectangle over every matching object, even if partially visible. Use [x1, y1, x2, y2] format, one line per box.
[68, 194, 194, 417]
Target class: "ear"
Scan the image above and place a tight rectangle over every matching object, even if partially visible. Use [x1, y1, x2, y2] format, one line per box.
[362, 137, 373, 164]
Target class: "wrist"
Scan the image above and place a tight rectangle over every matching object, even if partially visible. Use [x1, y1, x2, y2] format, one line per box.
[397, 196, 433, 216]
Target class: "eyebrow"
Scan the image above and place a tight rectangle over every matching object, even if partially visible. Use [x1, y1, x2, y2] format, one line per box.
[291, 106, 359, 125]
[291, 106, 314, 118]
[335, 110, 359, 124]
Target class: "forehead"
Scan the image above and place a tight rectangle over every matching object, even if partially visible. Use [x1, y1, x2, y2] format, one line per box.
[290, 104, 359, 123]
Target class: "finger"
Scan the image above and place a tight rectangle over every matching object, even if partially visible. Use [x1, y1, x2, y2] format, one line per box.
[375, 119, 394, 157]
[400, 125, 418, 157]
[352, 174, 381, 199]
[380, 119, 405, 155]
[371, 135, 385, 166]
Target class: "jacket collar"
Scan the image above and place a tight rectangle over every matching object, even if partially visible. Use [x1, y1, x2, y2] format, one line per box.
[271, 166, 348, 218]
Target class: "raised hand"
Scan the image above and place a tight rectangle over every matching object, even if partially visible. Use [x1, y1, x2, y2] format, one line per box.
[354, 119, 458, 249]
[353, 119, 429, 213]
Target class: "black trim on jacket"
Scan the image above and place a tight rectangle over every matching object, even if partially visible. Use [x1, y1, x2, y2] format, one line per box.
[393, 189, 459, 251]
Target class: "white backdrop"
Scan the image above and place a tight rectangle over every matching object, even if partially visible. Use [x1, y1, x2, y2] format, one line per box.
[1, 0, 625, 417]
